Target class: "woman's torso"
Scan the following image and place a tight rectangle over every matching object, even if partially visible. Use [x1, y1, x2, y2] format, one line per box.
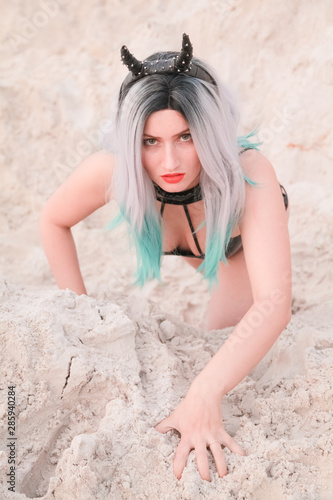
[156, 196, 241, 263]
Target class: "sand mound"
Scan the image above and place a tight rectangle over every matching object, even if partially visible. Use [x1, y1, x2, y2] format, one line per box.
[0, 282, 332, 499]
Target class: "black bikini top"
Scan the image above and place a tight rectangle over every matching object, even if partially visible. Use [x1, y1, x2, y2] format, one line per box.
[153, 180, 242, 260]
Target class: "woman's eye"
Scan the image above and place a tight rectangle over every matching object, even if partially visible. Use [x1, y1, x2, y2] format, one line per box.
[143, 138, 157, 146]
[180, 133, 192, 142]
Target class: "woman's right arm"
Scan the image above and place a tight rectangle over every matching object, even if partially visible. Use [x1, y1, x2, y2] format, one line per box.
[40, 150, 115, 295]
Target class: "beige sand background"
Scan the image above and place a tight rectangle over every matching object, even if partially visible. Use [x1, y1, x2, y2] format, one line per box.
[1, 1, 333, 499]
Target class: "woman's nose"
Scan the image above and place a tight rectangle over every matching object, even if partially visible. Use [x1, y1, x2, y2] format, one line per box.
[162, 144, 180, 171]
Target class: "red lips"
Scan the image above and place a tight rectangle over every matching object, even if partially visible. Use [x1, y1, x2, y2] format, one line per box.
[161, 174, 185, 184]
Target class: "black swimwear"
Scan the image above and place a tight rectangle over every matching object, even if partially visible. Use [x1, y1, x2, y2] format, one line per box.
[154, 150, 289, 260]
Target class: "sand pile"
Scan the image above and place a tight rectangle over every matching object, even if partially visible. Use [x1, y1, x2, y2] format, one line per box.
[0, 281, 332, 499]
[1, 1, 333, 498]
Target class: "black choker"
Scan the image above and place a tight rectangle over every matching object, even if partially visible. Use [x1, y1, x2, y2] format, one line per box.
[153, 182, 202, 205]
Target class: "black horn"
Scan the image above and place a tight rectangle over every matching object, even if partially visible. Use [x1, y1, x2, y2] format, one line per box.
[175, 33, 193, 70]
[120, 45, 143, 75]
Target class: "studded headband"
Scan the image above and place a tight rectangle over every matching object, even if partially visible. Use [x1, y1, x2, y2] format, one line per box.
[120, 33, 216, 91]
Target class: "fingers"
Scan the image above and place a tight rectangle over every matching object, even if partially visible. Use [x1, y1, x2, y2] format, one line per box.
[154, 415, 176, 434]
[174, 441, 211, 481]
[173, 440, 191, 480]
[154, 413, 245, 480]
[195, 445, 211, 481]
[221, 432, 246, 456]
[209, 441, 227, 478]
[171, 436, 244, 481]
[207, 433, 245, 479]
[154, 420, 171, 434]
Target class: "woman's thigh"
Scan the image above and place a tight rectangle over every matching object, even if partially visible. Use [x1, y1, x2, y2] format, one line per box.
[205, 249, 254, 330]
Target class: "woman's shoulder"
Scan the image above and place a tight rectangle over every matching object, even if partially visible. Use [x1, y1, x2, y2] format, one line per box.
[78, 149, 115, 177]
[72, 150, 116, 200]
[239, 149, 277, 184]
[42, 150, 116, 226]
[46, 150, 115, 215]
[239, 149, 285, 223]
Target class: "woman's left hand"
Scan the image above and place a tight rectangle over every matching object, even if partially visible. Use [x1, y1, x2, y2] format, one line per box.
[154, 385, 245, 481]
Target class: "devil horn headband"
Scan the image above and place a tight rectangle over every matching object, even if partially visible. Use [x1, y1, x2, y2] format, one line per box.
[120, 33, 215, 87]
[121, 33, 193, 76]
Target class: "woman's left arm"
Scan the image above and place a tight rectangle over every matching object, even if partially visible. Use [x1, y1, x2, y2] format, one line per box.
[155, 151, 292, 480]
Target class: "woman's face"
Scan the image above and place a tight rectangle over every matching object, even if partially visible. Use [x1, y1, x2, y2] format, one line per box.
[142, 109, 202, 191]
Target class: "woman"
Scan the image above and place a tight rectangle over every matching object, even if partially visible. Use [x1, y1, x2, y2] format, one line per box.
[40, 34, 291, 481]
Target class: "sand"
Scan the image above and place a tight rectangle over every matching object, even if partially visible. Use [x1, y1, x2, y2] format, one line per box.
[1, 1, 333, 499]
